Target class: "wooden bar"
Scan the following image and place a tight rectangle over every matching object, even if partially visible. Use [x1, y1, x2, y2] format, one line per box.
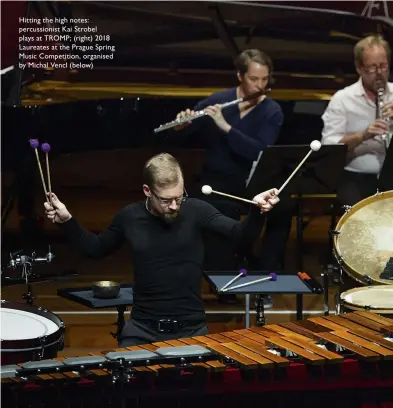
[280, 336, 344, 363]
[294, 319, 334, 334]
[323, 315, 378, 335]
[233, 329, 269, 345]
[355, 311, 393, 326]
[308, 316, 350, 332]
[278, 321, 322, 341]
[340, 313, 388, 332]
[314, 332, 380, 361]
[203, 343, 259, 369]
[260, 324, 314, 343]
[348, 328, 393, 351]
[236, 339, 290, 366]
[330, 331, 393, 359]
[381, 325, 393, 335]
[206, 333, 236, 342]
[265, 336, 327, 365]
[218, 342, 276, 368]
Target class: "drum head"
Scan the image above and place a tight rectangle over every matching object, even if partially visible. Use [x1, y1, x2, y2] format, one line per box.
[0, 301, 64, 349]
[1, 308, 59, 340]
[340, 286, 393, 313]
[334, 190, 393, 285]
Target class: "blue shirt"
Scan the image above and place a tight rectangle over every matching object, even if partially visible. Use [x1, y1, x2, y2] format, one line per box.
[174, 87, 284, 195]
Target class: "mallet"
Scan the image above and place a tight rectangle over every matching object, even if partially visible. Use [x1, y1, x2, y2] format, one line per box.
[220, 269, 247, 292]
[277, 140, 321, 194]
[41, 143, 52, 205]
[201, 185, 257, 205]
[222, 272, 277, 292]
[29, 139, 49, 203]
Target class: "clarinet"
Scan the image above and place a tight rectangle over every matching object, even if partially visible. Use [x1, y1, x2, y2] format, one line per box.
[377, 86, 390, 146]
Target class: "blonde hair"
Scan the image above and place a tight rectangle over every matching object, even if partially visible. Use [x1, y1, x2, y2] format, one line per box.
[143, 153, 183, 189]
[354, 34, 391, 65]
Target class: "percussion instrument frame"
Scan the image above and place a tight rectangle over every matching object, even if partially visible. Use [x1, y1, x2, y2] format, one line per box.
[2, 311, 393, 408]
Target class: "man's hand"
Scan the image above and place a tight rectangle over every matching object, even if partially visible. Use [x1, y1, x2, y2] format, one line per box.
[173, 109, 197, 131]
[363, 119, 390, 140]
[253, 188, 280, 213]
[44, 193, 72, 223]
[204, 104, 231, 133]
[381, 101, 393, 121]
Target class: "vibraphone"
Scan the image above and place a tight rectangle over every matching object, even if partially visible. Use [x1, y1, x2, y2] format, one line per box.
[2, 311, 393, 408]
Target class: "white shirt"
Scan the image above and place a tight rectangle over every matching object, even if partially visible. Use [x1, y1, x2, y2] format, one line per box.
[321, 78, 392, 174]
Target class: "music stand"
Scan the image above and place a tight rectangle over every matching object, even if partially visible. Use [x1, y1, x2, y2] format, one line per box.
[378, 140, 393, 192]
[246, 144, 347, 270]
[204, 270, 324, 328]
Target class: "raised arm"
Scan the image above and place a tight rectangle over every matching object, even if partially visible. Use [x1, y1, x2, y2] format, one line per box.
[44, 193, 125, 259]
[197, 189, 279, 242]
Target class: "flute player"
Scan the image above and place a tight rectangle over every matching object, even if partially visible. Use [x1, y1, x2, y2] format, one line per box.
[168, 49, 293, 308]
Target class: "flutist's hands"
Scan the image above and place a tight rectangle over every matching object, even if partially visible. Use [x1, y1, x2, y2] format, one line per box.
[204, 104, 231, 133]
[174, 104, 232, 132]
[174, 109, 197, 131]
[253, 188, 280, 213]
[44, 193, 72, 223]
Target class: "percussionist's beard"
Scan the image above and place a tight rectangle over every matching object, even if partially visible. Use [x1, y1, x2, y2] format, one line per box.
[161, 211, 179, 224]
[146, 198, 179, 224]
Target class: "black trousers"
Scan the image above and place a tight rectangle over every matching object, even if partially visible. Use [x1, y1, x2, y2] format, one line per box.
[336, 170, 378, 207]
[118, 318, 208, 347]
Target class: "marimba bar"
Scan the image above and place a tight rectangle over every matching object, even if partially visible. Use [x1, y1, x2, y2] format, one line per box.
[2, 311, 393, 408]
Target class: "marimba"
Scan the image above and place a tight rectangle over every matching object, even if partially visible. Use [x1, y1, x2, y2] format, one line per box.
[2, 311, 393, 408]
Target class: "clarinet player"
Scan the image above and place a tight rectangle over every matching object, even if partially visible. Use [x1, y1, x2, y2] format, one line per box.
[321, 35, 392, 206]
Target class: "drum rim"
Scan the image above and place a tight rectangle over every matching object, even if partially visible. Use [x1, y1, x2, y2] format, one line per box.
[333, 190, 393, 286]
[340, 286, 393, 312]
[0, 301, 65, 349]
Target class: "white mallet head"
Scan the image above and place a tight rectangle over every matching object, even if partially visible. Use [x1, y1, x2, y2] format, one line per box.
[201, 185, 212, 195]
[310, 140, 321, 152]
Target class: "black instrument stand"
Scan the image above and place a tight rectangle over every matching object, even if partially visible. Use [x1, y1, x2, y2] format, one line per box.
[204, 271, 324, 327]
[57, 285, 134, 340]
[110, 306, 127, 339]
[4, 247, 56, 305]
[255, 295, 266, 326]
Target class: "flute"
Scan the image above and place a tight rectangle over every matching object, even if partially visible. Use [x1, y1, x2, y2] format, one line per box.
[153, 88, 271, 134]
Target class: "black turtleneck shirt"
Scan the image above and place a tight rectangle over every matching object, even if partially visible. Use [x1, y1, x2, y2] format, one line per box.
[59, 198, 265, 320]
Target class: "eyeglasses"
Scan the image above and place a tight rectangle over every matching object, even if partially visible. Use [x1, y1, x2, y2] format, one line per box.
[362, 64, 389, 74]
[151, 188, 188, 206]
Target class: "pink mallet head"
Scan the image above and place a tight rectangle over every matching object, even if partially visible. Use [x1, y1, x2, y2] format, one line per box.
[269, 272, 277, 281]
[41, 143, 51, 153]
[239, 269, 247, 276]
[29, 139, 39, 149]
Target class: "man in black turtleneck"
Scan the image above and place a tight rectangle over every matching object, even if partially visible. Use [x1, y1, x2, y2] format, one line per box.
[44, 153, 280, 346]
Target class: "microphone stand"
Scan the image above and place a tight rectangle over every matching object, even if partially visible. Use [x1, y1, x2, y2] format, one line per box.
[7, 246, 55, 305]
